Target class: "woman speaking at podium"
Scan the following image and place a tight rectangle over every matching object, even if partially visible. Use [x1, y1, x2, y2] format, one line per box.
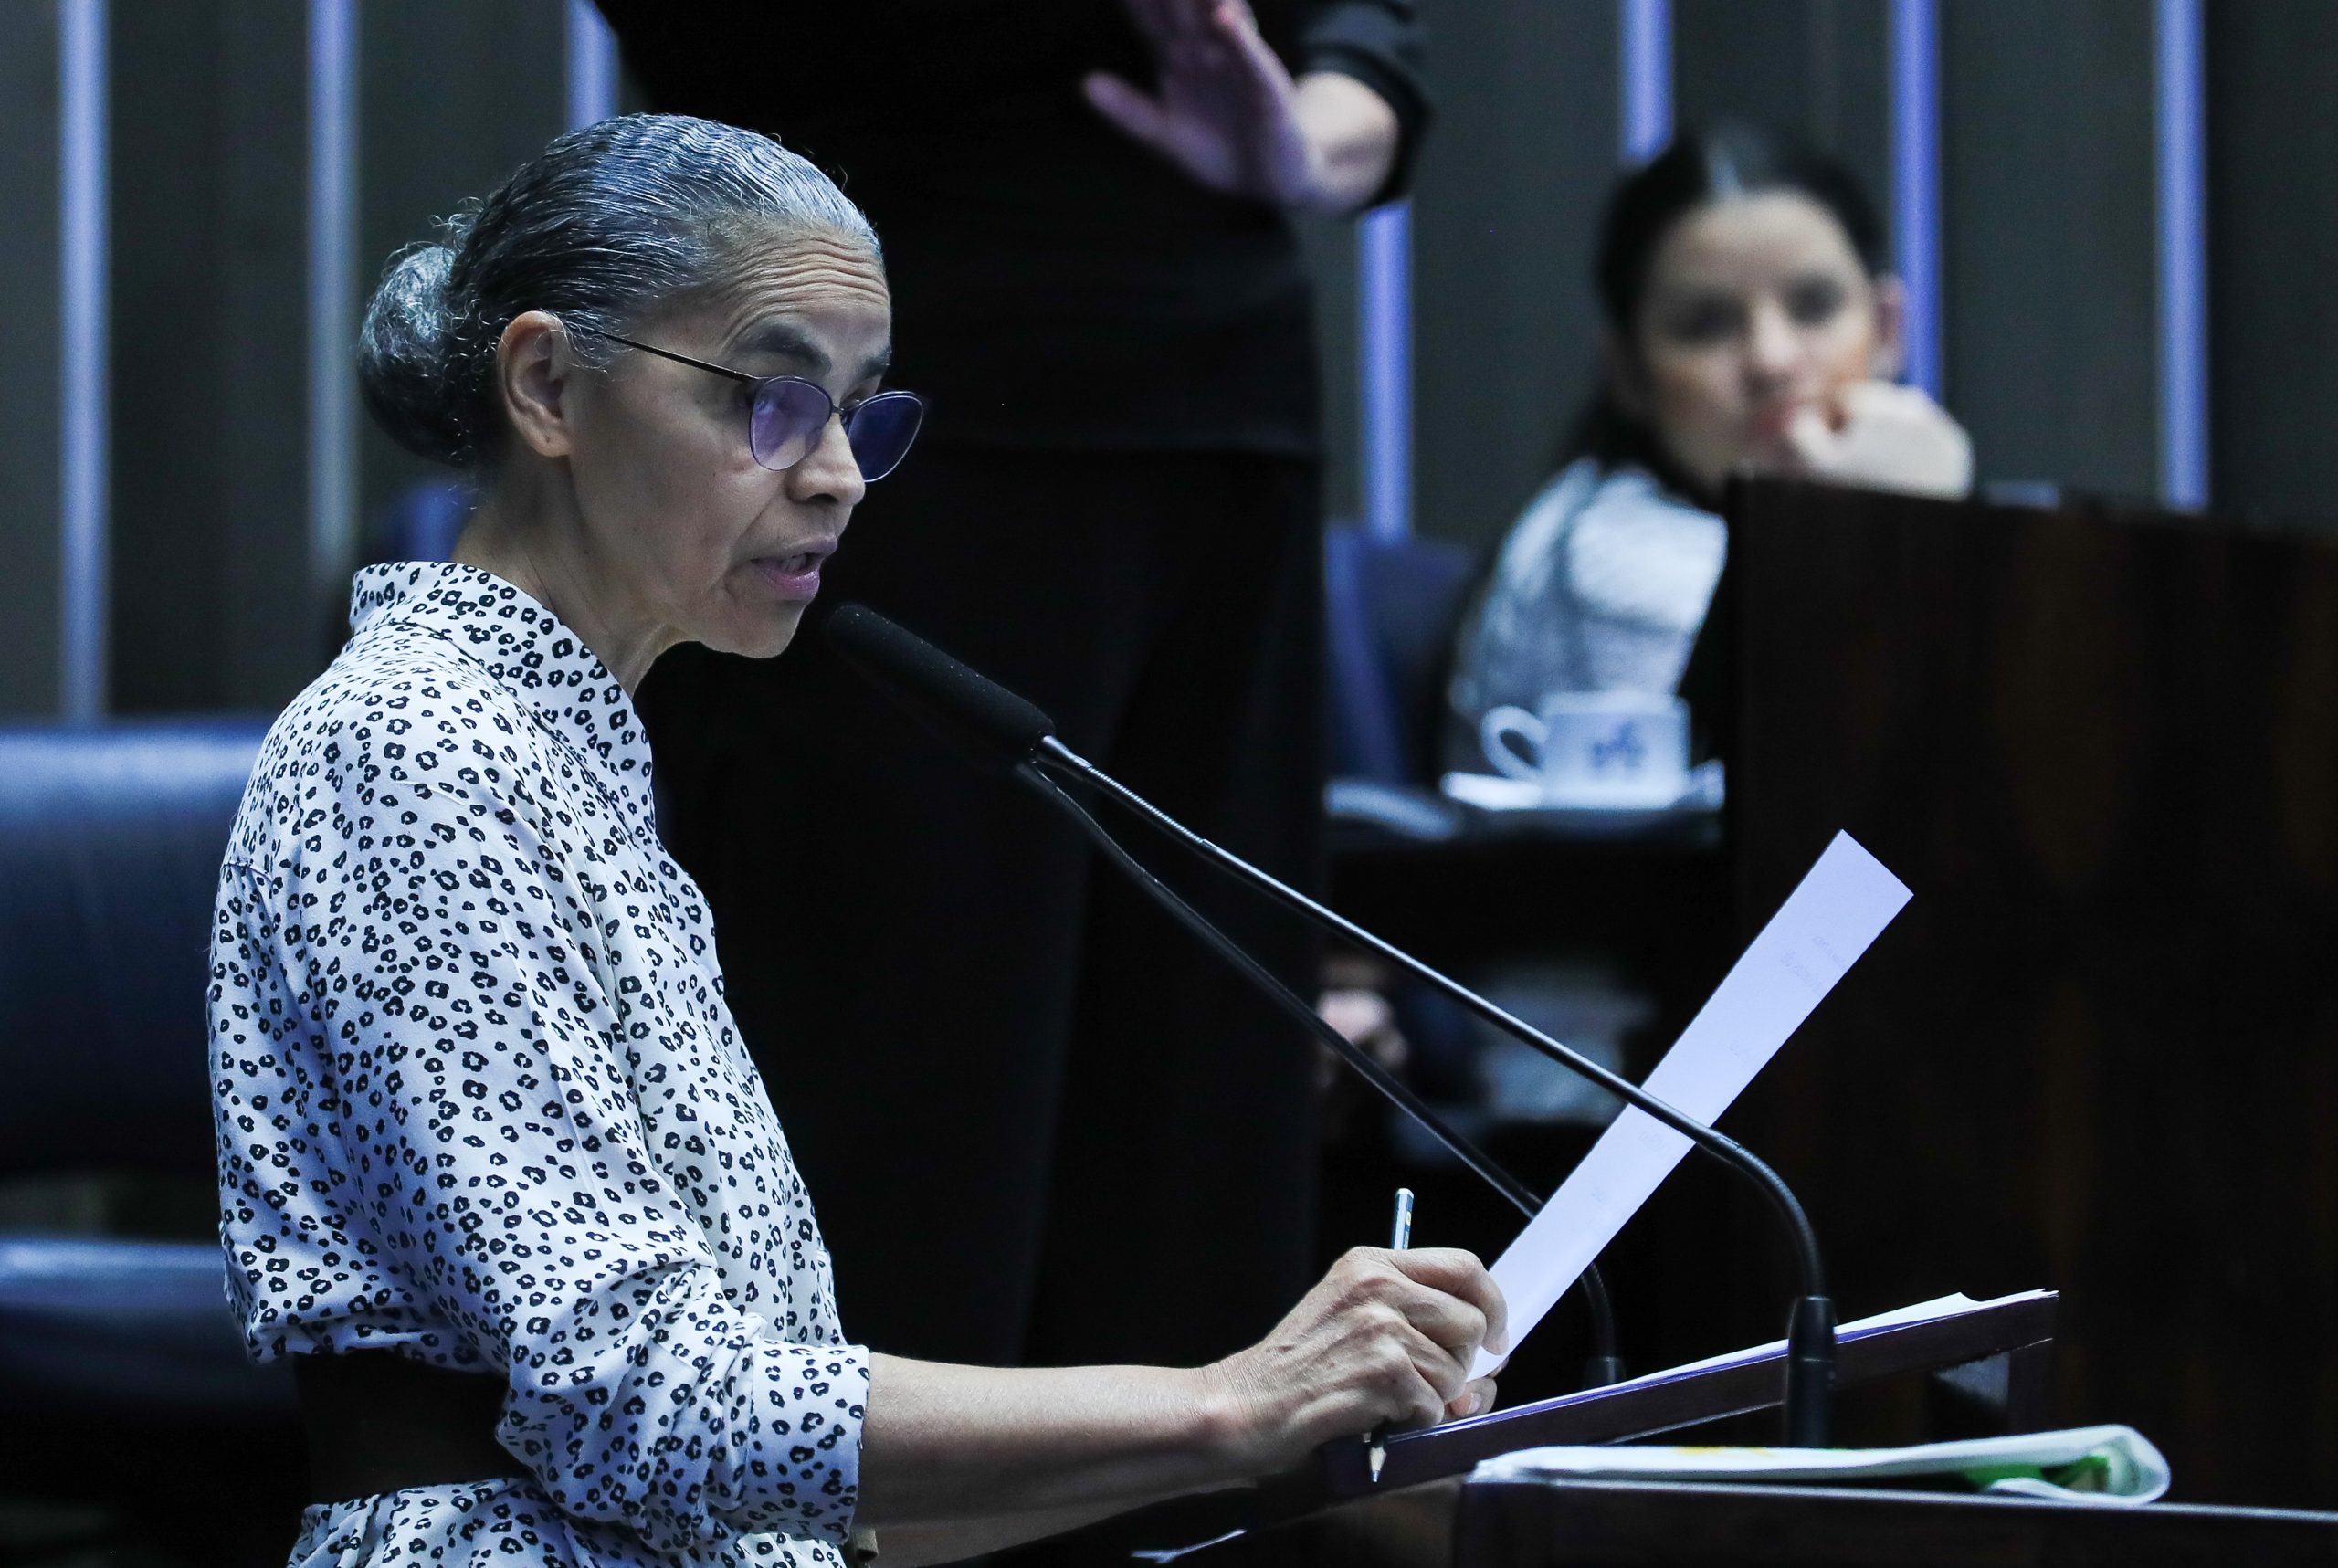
[208, 115, 1501, 1567]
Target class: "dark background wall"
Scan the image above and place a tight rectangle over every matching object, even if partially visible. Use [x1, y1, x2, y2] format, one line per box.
[354, 1, 567, 543]
[6, 0, 2338, 717]
[62, 0, 569, 720]
[2206, 4, 2338, 527]
[1405, 0, 1618, 543]
[0, 3, 63, 719]
[1940, 0, 2158, 501]
[108, 0, 309, 715]
[1675, 0, 1891, 239]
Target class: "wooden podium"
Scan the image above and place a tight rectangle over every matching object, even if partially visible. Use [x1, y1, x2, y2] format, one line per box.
[1676, 479, 2338, 1509]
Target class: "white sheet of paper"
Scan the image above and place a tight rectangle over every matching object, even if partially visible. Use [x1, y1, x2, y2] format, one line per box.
[1473, 831, 1911, 1376]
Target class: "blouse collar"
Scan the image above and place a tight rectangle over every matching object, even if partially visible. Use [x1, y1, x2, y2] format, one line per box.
[349, 562, 655, 819]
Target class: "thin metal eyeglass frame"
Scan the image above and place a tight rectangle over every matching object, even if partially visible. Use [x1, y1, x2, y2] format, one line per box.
[583, 328, 924, 479]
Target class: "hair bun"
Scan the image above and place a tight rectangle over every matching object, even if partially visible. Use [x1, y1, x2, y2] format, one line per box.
[352, 117, 876, 473]
[357, 242, 469, 467]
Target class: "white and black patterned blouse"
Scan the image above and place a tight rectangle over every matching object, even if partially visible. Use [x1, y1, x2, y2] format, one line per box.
[211, 562, 869, 1567]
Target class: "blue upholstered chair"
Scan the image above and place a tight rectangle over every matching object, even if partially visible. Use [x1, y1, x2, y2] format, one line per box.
[1323, 525, 1480, 846]
[1323, 523, 1480, 787]
[0, 719, 294, 1432]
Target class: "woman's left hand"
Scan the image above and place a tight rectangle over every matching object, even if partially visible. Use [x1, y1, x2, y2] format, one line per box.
[1085, 0, 1397, 215]
[1783, 381, 1975, 500]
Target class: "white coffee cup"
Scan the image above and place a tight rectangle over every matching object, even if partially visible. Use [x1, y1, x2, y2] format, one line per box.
[1478, 691, 1691, 806]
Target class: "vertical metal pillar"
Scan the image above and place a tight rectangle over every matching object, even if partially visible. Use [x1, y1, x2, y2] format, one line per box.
[565, 0, 617, 131]
[2154, 0, 2208, 509]
[308, 0, 358, 607]
[1619, 0, 1672, 163]
[1359, 203, 1413, 542]
[1890, 0, 1943, 398]
[58, 0, 108, 721]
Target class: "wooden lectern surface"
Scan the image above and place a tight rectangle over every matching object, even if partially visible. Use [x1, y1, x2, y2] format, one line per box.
[1327, 1292, 2055, 1497]
[1698, 479, 2338, 1509]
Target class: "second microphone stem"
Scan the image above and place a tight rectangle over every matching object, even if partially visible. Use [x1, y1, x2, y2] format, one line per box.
[1033, 738, 1835, 1444]
[1015, 760, 1629, 1393]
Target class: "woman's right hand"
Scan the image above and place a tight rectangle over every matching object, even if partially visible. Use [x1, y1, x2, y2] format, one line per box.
[1782, 380, 1974, 500]
[855, 1250, 1504, 1552]
[1200, 1246, 1508, 1475]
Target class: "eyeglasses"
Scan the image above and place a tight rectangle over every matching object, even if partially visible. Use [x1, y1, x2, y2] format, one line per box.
[583, 329, 925, 482]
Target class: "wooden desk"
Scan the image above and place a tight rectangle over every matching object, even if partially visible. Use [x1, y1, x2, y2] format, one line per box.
[1690, 479, 2338, 1507]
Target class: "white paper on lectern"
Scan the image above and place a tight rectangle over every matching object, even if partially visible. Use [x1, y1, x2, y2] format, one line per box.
[1472, 831, 1911, 1377]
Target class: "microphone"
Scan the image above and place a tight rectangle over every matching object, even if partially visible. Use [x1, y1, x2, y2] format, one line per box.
[824, 607, 1667, 1401]
[826, 602, 1057, 767]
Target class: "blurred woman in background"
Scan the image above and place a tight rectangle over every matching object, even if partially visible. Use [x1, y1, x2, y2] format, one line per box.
[1447, 121, 1972, 766]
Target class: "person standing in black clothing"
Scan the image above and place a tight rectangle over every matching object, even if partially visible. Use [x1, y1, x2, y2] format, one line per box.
[602, 0, 1428, 1403]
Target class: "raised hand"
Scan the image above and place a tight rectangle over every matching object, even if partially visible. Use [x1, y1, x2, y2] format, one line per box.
[1084, 0, 1395, 215]
[1782, 381, 1975, 500]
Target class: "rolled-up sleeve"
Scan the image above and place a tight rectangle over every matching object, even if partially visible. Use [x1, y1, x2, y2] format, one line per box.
[1301, 0, 1432, 205]
[213, 744, 868, 1552]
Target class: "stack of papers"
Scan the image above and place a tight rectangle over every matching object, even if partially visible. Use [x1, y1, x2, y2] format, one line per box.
[1476, 1417, 2171, 1506]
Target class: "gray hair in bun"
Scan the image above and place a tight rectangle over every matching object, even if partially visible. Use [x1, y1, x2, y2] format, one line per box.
[358, 113, 879, 468]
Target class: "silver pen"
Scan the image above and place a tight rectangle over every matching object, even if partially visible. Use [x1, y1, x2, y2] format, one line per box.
[1366, 1187, 1416, 1484]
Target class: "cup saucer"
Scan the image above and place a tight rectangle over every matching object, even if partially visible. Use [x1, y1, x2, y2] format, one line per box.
[1538, 775, 1692, 810]
[1440, 771, 1688, 812]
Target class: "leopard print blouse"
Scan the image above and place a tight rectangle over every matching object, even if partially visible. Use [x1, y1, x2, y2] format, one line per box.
[211, 562, 869, 1566]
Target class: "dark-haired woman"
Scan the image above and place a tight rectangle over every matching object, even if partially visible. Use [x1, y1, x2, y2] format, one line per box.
[213, 113, 1500, 1568]
[1447, 123, 1972, 762]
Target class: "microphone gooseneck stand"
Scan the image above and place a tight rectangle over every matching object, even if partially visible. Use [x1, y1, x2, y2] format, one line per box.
[808, 602, 1629, 1386]
[1029, 733, 1833, 1445]
[820, 601, 1829, 1440]
[1013, 761, 1626, 1391]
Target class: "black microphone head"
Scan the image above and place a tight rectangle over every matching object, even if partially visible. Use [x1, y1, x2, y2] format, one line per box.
[824, 603, 1058, 768]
